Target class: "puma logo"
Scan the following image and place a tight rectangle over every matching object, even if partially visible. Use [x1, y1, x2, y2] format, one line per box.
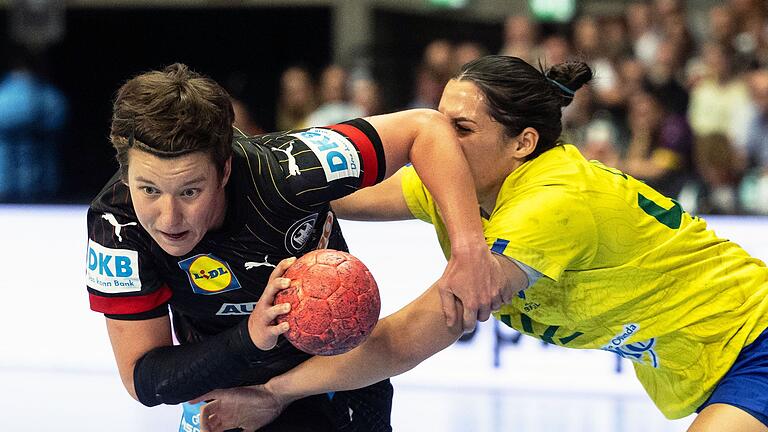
[244, 255, 276, 270]
[272, 142, 301, 176]
[102, 213, 137, 242]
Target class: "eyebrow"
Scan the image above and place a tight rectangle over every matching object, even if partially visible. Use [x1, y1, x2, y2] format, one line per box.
[134, 176, 207, 186]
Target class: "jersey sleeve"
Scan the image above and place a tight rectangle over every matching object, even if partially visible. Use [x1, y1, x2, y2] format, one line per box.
[86, 208, 171, 320]
[485, 188, 598, 282]
[251, 118, 386, 208]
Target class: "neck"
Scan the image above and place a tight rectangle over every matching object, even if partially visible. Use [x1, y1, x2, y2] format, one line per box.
[478, 182, 503, 215]
[477, 158, 524, 215]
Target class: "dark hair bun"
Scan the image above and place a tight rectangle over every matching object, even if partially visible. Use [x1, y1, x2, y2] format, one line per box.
[545, 62, 593, 107]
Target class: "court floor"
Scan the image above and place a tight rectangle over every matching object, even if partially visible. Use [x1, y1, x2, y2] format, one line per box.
[1, 367, 694, 431]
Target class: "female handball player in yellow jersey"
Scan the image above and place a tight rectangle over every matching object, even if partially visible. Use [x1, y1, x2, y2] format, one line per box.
[198, 55, 768, 432]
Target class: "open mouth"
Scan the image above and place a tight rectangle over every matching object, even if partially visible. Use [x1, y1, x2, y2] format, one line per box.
[160, 231, 189, 241]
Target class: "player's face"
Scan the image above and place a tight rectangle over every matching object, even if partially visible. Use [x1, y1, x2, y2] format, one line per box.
[126, 149, 231, 256]
[438, 79, 518, 202]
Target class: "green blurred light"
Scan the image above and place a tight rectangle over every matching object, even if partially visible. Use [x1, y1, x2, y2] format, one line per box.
[428, 0, 469, 9]
[529, 0, 576, 22]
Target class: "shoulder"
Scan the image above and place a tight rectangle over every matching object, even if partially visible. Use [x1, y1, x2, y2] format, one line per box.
[87, 173, 150, 252]
[89, 173, 135, 223]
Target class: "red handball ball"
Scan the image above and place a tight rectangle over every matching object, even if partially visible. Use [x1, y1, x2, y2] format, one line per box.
[275, 249, 381, 356]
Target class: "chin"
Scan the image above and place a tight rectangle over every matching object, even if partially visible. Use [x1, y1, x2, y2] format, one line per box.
[153, 235, 197, 257]
[158, 243, 191, 257]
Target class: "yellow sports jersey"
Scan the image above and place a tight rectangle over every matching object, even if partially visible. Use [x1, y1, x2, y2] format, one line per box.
[401, 144, 768, 419]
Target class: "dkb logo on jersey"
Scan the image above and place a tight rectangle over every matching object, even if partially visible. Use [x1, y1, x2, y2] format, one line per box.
[86, 239, 141, 294]
[290, 128, 361, 182]
[178, 254, 241, 295]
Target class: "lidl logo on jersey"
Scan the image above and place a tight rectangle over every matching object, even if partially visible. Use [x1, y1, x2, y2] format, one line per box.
[178, 254, 241, 295]
[86, 239, 141, 294]
[601, 323, 660, 368]
[291, 128, 361, 182]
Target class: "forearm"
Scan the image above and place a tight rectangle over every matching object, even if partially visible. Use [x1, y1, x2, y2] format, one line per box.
[133, 319, 298, 406]
[267, 284, 461, 401]
[331, 170, 413, 221]
[408, 112, 486, 253]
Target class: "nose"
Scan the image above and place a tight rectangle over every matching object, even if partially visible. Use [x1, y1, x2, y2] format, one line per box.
[156, 195, 183, 230]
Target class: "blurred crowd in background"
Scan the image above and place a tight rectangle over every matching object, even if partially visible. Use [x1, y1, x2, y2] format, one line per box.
[2, 0, 768, 216]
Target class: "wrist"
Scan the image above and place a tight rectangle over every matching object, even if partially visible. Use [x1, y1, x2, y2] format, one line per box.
[237, 318, 271, 360]
[450, 235, 488, 257]
[265, 375, 301, 405]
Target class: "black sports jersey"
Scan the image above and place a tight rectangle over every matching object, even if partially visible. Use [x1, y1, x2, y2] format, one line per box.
[85, 119, 386, 386]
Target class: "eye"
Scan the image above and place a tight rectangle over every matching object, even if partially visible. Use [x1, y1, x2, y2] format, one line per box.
[455, 123, 473, 134]
[181, 188, 201, 198]
[140, 186, 159, 195]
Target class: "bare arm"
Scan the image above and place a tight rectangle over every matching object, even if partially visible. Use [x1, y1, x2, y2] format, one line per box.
[270, 254, 527, 397]
[106, 260, 295, 405]
[197, 254, 529, 432]
[365, 109, 502, 330]
[331, 169, 412, 221]
[106, 315, 173, 400]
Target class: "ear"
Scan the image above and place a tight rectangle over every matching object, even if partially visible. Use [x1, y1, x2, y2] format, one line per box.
[510, 127, 539, 159]
[221, 156, 232, 188]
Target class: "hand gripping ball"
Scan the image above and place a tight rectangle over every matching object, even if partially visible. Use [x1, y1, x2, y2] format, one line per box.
[275, 249, 381, 355]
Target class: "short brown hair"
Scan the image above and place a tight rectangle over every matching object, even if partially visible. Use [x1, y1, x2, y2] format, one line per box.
[110, 63, 234, 178]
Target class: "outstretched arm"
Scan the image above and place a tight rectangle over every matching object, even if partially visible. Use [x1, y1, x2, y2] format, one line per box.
[269, 253, 526, 395]
[361, 110, 508, 330]
[331, 169, 412, 221]
[198, 254, 528, 432]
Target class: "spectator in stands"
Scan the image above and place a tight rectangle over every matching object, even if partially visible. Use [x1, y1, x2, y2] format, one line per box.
[0, 45, 67, 202]
[275, 66, 316, 131]
[453, 41, 487, 74]
[688, 42, 750, 139]
[626, 2, 662, 67]
[408, 64, 448, 110]
[306, 64, 364, 127]
[499, 15, 539, 64]
[623, 88, 693, 199]
[739, 68, 768, 214]
[349, 73, 381, 117]
[693, 133, 743, 214]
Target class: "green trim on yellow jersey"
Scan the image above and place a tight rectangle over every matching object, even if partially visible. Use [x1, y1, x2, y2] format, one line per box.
[401, 144, 768, 419]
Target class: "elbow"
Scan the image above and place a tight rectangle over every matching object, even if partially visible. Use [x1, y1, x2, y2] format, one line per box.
[409, 109, 449, 129]
[121, 372, 141, 403]
[125, 360, 158, 407]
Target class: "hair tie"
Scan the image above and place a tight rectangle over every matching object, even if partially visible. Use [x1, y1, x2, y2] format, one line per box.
[547, 78, 575, 98]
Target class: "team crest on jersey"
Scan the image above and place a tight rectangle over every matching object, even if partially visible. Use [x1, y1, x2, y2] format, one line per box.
[285, 213, 318, 253]
[178, 254, 241, 295]
[601, 323, 660, 368]
[290, 128, 361, 182]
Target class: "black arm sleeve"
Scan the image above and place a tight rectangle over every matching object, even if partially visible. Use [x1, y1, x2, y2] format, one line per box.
[133, 318, 298, 406]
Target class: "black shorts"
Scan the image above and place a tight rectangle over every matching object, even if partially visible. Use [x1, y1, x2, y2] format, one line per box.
[261, 378, 394, 432]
